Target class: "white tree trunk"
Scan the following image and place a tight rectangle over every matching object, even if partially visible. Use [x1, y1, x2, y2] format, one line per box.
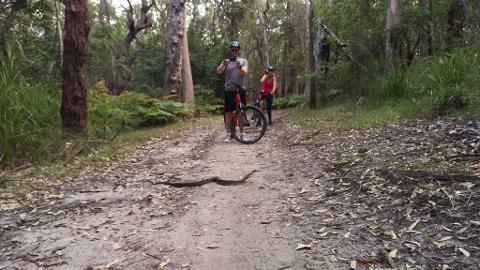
[386, 0, 402, 65]
[181, 12, 194, 104]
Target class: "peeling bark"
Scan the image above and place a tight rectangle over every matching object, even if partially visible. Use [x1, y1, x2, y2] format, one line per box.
[164, 0, 186, 95]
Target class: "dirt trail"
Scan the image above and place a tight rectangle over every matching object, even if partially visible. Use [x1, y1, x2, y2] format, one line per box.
[1, 113, 479, 270]
[0, 116, 330, 270]
[160, 140, 301, 270]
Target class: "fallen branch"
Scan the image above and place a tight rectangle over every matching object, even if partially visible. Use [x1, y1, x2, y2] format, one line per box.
[380, 168, 480, 182]
[437, 181, 455, 210]
[79, 189, 110, 193]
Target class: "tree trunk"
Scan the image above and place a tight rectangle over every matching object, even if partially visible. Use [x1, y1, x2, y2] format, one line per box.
[427, 0, 433, 55]
[109, 0, 154, 94]
[447, 0, 466, 48]
[181, 14, 194, 104]
[385, 0, 402, 66]
[98, 0, 111, 28]
[254, 0, 271, 66]
[164, 0, 186, 95]
[61, 0, 90, 134]
[477, 0, 480, 33]
[98, 0, 116, 90]
[281, 0, 291, 97]
[418, 0, 432, 56]
[307, 0, 316, 108]
[54, 0, 63, 67]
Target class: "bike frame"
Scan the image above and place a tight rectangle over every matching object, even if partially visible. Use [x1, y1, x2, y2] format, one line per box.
[232, 88, 246, 129]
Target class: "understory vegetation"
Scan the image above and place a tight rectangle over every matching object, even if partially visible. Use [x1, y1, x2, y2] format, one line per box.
[324, 48, 480, 112]
[2, 46, 479, 167]
[0, 53, 194, 167]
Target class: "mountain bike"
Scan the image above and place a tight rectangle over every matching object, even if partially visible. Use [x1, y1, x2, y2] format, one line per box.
[249, 88, 266, 127]
[228, 85, 267, 144]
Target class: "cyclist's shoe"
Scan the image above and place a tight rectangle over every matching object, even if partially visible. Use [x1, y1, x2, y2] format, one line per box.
[223, 133, 231, 143]
[240, 133, 249, 141]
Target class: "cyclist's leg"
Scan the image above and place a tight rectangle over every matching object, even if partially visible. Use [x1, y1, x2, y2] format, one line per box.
[224, 91, 236, 134]
[266, 95, 273, 123]
[225, 112, 233, 132]
[260, 94, 268, 116]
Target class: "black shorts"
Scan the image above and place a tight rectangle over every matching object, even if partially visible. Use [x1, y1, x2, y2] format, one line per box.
[224, 90, 246, 112]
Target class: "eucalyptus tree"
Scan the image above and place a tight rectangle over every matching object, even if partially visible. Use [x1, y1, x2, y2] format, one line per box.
[164, 0, 186, 95]
[111, 0, 155, 94]
[181, 3, 194, 103]
[386, 0, 402, 66]
[61, 0, 90, 133]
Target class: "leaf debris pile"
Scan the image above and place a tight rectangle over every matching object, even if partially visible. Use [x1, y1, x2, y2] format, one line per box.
[274, 116, 479, 269]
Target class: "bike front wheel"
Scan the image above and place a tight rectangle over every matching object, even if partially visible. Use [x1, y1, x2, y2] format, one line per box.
[231, 105, 267, 144]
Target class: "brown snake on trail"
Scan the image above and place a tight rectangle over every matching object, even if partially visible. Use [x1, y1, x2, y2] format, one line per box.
[148, 170, 257, 187]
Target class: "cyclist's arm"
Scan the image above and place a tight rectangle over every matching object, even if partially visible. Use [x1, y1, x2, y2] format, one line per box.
[217, 60, 227, 75]
[238, 58, 248, 77]
[239, 65, 248, 77]
[260, 74, 267, 83]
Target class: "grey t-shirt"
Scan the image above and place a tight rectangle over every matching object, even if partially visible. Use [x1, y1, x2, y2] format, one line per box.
[223, 57, 248, 92]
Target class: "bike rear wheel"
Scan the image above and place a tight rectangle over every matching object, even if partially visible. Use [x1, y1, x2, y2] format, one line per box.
[231, 105, 267, 144]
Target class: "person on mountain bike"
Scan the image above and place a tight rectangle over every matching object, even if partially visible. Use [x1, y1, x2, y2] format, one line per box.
[260, 65, 276, 125]
[216, 40, 249, 143]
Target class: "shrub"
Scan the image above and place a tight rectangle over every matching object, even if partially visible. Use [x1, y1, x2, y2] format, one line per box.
[88, 82, 193, 139]
[194, 85, 223, 114]
[409, 49, 480, 111]
[0, 50, 62, 166]
[273, 95, 305, 109]
[376, 67, 408, 100]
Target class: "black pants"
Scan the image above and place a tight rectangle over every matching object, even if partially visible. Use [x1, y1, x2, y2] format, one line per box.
[262, 94, 273, 123]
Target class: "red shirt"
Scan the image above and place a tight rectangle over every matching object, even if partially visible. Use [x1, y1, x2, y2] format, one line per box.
[261, 77, 274, 95]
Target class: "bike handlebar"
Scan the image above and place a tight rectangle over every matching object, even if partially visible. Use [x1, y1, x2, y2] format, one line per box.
[233, 83, 261, 92]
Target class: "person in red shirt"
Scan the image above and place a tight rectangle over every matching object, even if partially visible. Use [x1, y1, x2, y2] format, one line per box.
[260, 65, 276, 124]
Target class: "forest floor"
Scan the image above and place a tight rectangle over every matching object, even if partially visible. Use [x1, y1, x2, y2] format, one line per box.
[0, 111, 479, 270]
